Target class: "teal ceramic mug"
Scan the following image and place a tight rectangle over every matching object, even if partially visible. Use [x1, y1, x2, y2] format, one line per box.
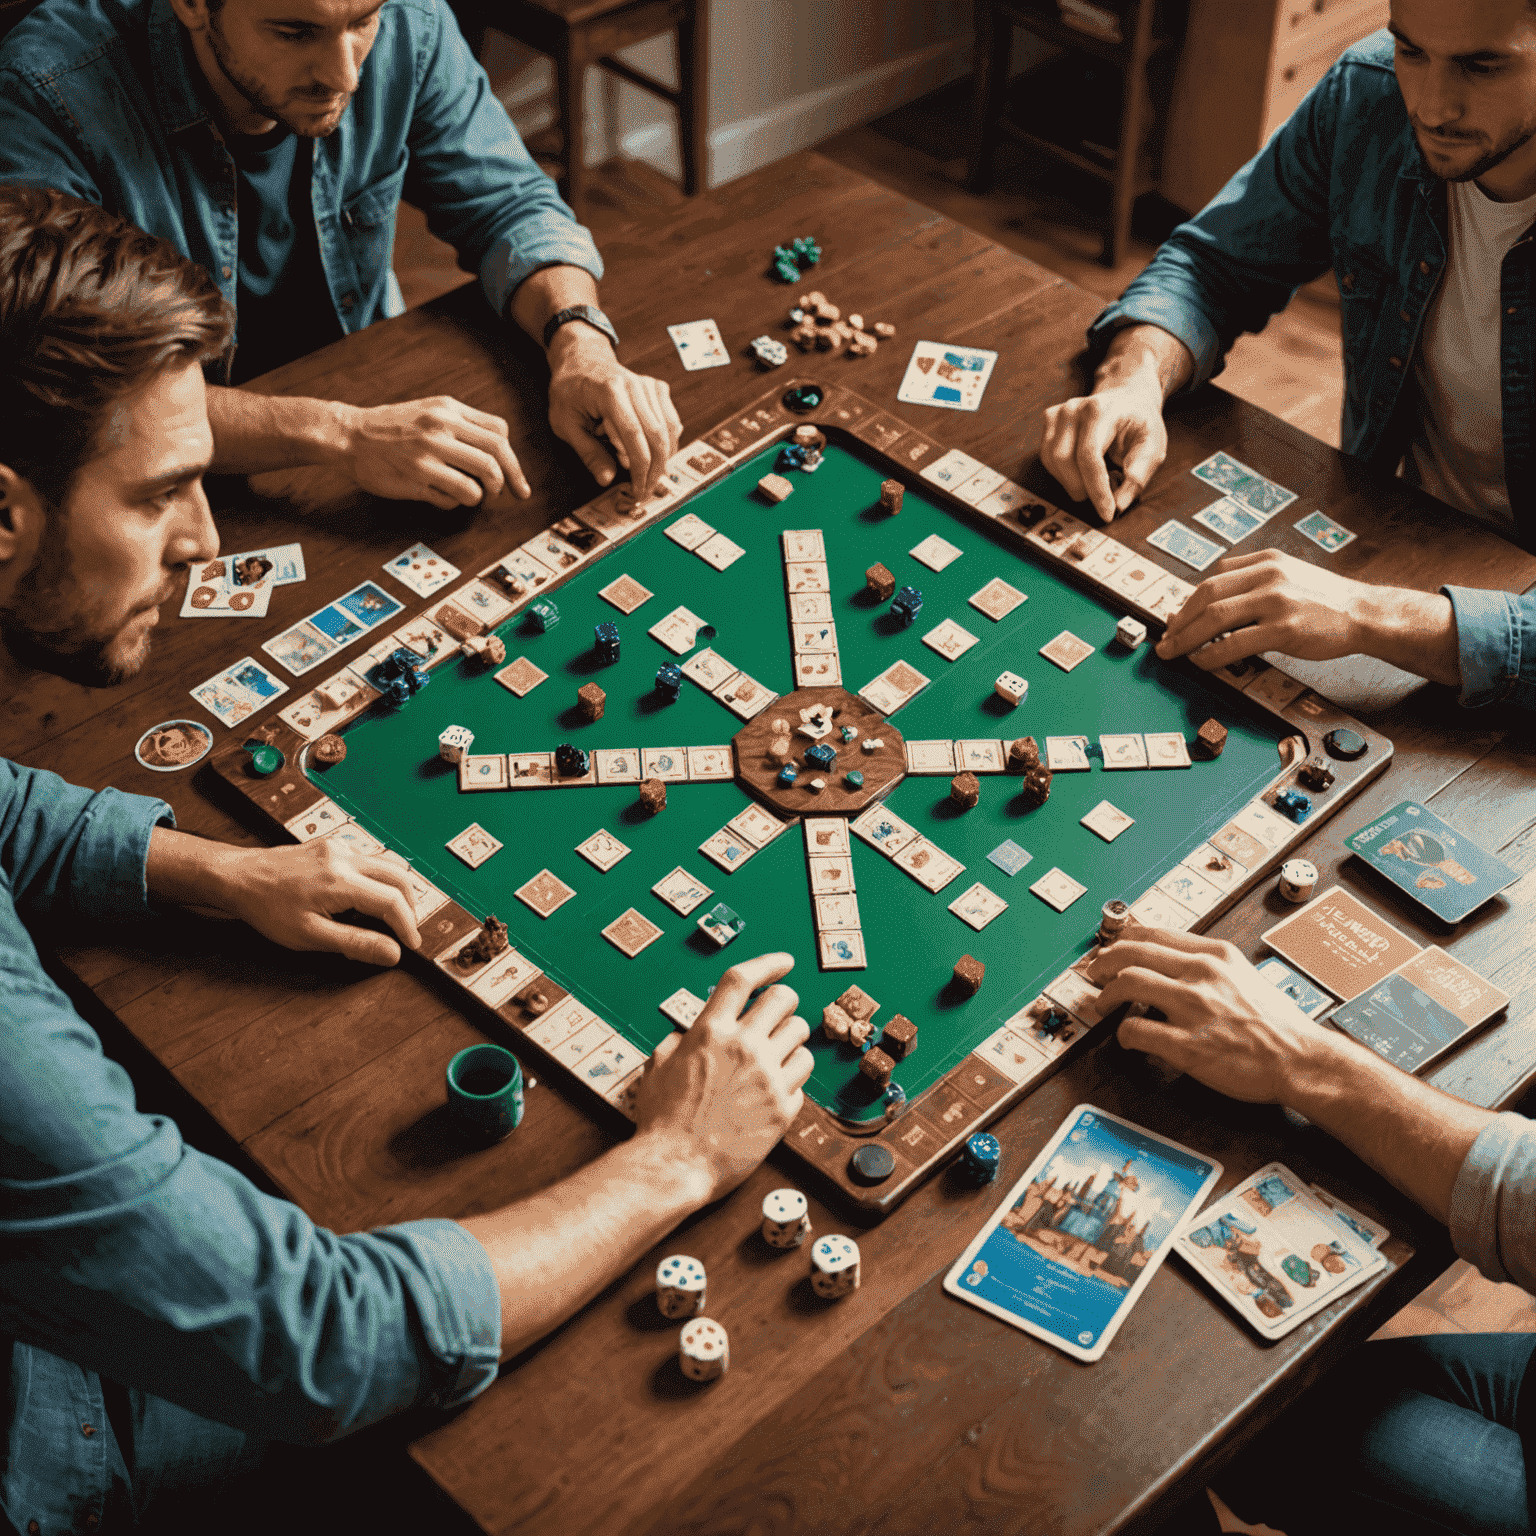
[446, 1044, 524, 1143]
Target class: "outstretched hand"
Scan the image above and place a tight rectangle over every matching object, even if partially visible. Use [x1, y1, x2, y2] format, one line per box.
[1040, 375, 1168, 521]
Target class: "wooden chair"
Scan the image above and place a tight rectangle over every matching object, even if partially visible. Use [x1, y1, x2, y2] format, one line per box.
[966, 0, 1174, 267]
[456, 0, 708, 221]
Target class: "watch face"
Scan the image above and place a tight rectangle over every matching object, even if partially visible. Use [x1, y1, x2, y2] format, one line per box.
[546, 305, 617, 350]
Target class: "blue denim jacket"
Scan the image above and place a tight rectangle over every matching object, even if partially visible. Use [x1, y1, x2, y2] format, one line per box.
[0, 0, 603, 370]
[1090, 31, 1536, 711]
[0, 762, 501, 1535]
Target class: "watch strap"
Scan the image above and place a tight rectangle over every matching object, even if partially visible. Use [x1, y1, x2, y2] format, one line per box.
[543, 304, 620, 352]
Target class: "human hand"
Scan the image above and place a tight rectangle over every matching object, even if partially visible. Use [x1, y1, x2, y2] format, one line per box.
[634, 951, 813, 1202]
[338, 396, 530, 509]
[546, 327, 682, 498]
[1085, 925, 1336, 1104]
[1041, 374, 1168, 521]
[212, 839, 422, 966]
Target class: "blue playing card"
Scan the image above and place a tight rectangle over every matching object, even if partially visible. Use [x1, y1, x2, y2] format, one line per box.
[1346, 800, 1518, 923]
[1330, 972, 1471, 1072]
[1147, 519, 1223, 572]
[987, 839, 1034, 877]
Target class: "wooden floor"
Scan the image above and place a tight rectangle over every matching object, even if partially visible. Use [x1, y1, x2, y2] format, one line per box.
[386, 91, 1529, 1528]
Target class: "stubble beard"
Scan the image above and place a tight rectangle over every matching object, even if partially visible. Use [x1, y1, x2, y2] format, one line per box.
[206, 10, 350, 138]
[1416, 115, 1536, 185]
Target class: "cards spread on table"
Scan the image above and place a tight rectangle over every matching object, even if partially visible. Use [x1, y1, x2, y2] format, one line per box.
[190, 655, 289, 727]
[1261, 885, 1421, 1002]
[1147, 519, 1223, 572]
[179, 564, 272, 618]
[1346, 800, 1519, 923]
[1330, 945, 1509, 1073]
[1295, 510, 1356, 553]
[1175, 1162, 1388, 1340]
[385, 541, 460, 597]
[1192, 496, 1264, 547]
[943, 1106, 1220, 1362]
[261, 579, 405, 676]
[667, 318, 729, 371]
[1254, 957, 1333, 1018]
[1190, 452, 1297, 517]
[897, 341, 998, 412]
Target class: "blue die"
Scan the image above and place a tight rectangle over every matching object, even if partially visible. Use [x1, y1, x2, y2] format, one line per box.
[528, 597, 559, 633]
[777, 443, 808, 472]
[655, 663, 684, 701]
[804, 742, 837, 770]
[555, 743, 590, 778]
[594, 621, 620, 664]
[961, 1132, 1001, 1184]
[891, 586, 923, 626]
[777, 764, 799, 787]
[1274, 787, 1312, 823]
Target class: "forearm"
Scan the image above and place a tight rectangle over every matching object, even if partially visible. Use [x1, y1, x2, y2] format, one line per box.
[1095, 324, 1195, 404]
[508, 264, 601, 353]
[459, 1129, 711, 1358]
[144, 825, 248, 917]
[1348, 585, 1461, 686]
[206, 385, 361, 477]
[1284, 1031, 1491, 1223]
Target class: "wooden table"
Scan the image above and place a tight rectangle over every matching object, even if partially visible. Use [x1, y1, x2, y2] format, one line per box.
[21, 152, 1536, 1535]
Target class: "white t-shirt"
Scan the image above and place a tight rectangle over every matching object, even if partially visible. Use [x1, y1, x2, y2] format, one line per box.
[1406, 178, 1536, 531]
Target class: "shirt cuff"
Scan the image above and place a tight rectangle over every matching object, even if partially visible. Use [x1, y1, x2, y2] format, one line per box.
[481, 226, 605, 325]
[1086, 293, 1222, 388]
[1449, 1113, 1536, 1291]
[377, 1218, 503, 1409]
[78, 787, 176, 922]
[1442, 585, 1522, 708]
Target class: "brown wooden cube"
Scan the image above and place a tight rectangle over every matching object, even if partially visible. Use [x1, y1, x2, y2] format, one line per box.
[865, 562, 896, 601]
[880, 478, 904, 514]
[950, 771, 979, 810]
[1017, 763, 1053, 809]
[859, 1047, 895, 1087]
[952, 954, 986, 998]
[881, 1015, 917, 1059]
[1194, 718, 1228, 760]
[577, 682, 606, 722]
[835, 984, 880, 1023]
[638, 778, 667, 815]
[1006, 736, 1039, 773]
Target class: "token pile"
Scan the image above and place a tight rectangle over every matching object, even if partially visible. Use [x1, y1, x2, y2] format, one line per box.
[787, 292, 895, 359]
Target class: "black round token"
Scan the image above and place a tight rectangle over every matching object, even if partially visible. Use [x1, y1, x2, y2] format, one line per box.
[849, 1144, 896, 1184]
[1323, 727, 1368, 761]
[782, 383, 824, 414]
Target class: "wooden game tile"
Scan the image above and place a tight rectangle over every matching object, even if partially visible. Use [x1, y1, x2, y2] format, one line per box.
[447, 823, 502, 869]
[1025, 511, 1092, 554]
[955, 739, 1006, 773]
[700, 828, 756, 874]
[958, 1045, 1035, 1104]
[505, 751, 554, 788]
[968, 577, 1027, 622]
[284, 797, 348, 842]
[947, 465, 1006, 507]
[850, 803, 920, 856]
[658, 987, 707, 1028]
[1208, 821, 1267, 870]
[494, 657, 548, 697]
[948, 881, 1008, 931]
[522, 527, 589, 573]
[1182, 842, 1245, 892]
[887, 1109, 948, 1163]
[784, 560, 830, 593]
[453, 578, 516, 629]
[549, 513, 609, 554]
[652, 866, 713, 916]
[695, 531, 746, 571]
[818, 931, 867, 970]
[1099, 733, 1148, 770]
[917, 1078, 989, 1137]
[819, 391, 870, 428]
[575, 1036, 648, 1097]
[790, 618, 838, 653]
[813, 893, 861, 930]
[921, 618, 980, 662]
[663, 512, 715, 551]
[549, 1017, 616, 1069]
[789, 591, 833, 622]
[904, 739, 956, 775]
[1029, 866, 1087, 912]
[470, 949, 544, 1009]
[806, 853, 855, 893]
[600, 908, 664, 958]
[376, 850, 449, 923]
[1038, 630, 1095, 673]
[781, 528, 826, 562]
[597, 574, 654, 614]
[595, 748, 642, 784]
[415, 902, 481, 962]
[973, 1023, 1046, 1086]
[485, 543, 559, 593]
[515, 868, 578, 918]
[1077, 538, 1132, 582]
[1008, 998, 1093, 1060]
[498, 974, 571, 1031]
[786, 1105, 852, 1171]
[575, 829, 631, 871]
[641, 747, 689, 782]
[1080, 799, 1134, 842]
[803, 817, 850, 855]
[568, 490, 638, 542]
[1129, 885, 1200, 932]
[892, 838, 965, 893]
[1155, 864, 1226, 919]
[671, 440, 729, 480]
[523, 996, 598, 1051]
[714, 671, 776, 720]
[919, 447, 984, 496]
[1105, 555, 1165, 601]
[648, 604, 711, 655]
[1144, 731, 1193, 769]
[889, 432, 941, 470]
[318, 821, 384, 858]
[1141, 572, 1196, 621]
[1246, 668, 1310, 713]
[458, 753, 508, 792]
[974, 479, 1032, 519]
[680, 648, 739, 692]
[851, 411, 910, 453]
[278, 668, 378, 740]
[909, 533, 964, 572]
[1042, 968, 1107, 1026]
[685, 745, 734, 781]
[792, 652, 841, 689]
[726, 803, 786, 849]
[1233, 797, 1300, 852]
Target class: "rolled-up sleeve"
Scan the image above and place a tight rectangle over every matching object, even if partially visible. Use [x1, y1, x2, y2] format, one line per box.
[1442, 585, 1536, 712]
[1449, 1113, 1536, 1293]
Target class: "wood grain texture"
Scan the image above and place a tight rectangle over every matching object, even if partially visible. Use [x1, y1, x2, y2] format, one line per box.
[20, 150, 1536, 1535]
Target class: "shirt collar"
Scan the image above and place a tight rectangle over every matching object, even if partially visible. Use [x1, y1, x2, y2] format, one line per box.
[150, 0, 213, 135]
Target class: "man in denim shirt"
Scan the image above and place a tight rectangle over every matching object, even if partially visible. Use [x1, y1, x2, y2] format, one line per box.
[0, 188, 813, 1535]
[0, 0, 682, 512]
[1044, 4, 1536, 714]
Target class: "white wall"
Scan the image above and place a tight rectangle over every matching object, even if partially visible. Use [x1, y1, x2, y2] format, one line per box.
[480, 0, 977, 188]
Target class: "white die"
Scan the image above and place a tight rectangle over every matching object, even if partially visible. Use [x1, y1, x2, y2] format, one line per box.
[437, 724, 474, 763]
[678, 1317, 729, 1381]
[656, 1254, 707, 1319]
[762, 1188, 812, 1249]
[994, 671, 1029, 707]
[810, 1234, 861, 1299]
[1116, 616, 1148, 650]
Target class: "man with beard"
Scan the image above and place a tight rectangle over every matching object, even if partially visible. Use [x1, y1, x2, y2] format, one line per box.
[0, 188, 812, 1535]
[1041, 1, 1536, 714]
[0, 0, 682, 511]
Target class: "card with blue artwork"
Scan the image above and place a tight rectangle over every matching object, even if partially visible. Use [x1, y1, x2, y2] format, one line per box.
[1254, 957, 1333, 1019]
[943, 1106, 1220, 1362]
[1147, 519, 1223, 572]
[897, 340, 999, 412]
[333, 580, 403, 630]
[1345, 799, 1518, 923]
[1174, 1162, 1386, 1339]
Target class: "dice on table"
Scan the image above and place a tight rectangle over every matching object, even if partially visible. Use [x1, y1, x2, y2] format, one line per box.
[761, 1188, 812, 1249]
[528, 597, 559, 633]
[1273, 787, 1312, 823]
[1116, 615, 1148, 650]
[697, 902, 745, 947]
[994, 671, 1028, 707]
[804, 742, 837, 771]
[757, 472, 794, 503]
[751, 334, 788, 368]
[437, 724, 474, 764]
[810, 1234, 861, 1299]
[960, 1132, 1001, 1184]
[890, 585, 923, 626]
[776, 764, 799, 788]
[656, 1254, 707, 1318]
[577, 681, 605, 721]
[594, 621, 620, 664]
[655, 663, 684, 701]
[554, 742, 590, 778]
[678, 1317, 729, 1382]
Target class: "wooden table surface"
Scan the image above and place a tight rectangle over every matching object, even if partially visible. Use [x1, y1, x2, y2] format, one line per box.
[23, 152, 1536, 1535]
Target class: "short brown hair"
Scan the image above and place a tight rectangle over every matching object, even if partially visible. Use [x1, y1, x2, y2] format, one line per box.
[0, 186, 233, 507]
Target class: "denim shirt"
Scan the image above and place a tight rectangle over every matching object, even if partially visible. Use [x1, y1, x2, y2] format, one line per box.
[0, 0, 603, 369]
[1089, 31, 1536, 712]
[0, 762, 501, 1536]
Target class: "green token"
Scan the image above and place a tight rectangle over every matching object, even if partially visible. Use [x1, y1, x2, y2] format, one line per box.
[247, 743, 285, 777]
[782, 384, 823, 414]
[845, 769, 865, 788]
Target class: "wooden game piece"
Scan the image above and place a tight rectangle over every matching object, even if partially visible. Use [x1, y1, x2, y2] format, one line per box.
[865, 562, 896, 601]
[836, 985, 880, 1023]
[463, 633, 506, 666]
[456, 914, 509, 969]
[311, 733, 346, 765]
[638, 778, 667, 815]
[881, 1015, 917, 1059]
[879, 479, 904, 514]
[845, 769, 864, 788]
[1007, 735, 1040, 772]
[1017, 763, 1053, 808]
[769, 734, 792, 760]
[960, 1132, 1001, 1184]
[522, 988, 551, 1016]
[810, 1235, 861, 1298]
[950, 771, 980, 810]
[1278, 858, 1318, 903]
[847, 313, 864, 331]
[792, 425, 827, 452]
[1116, 616, 1148, 650]
[1298, 755, 1336, 791]
[678, 1317, 729, 1381]
[758, 472, 794, 503]
[577, 681, 606, 721]
[762, 1188, 812, 1249]
[656, 1255, 707, 1318]
[952, 954, 985, 997]
[776, 764, 798, 787]
[1193, 718, 1228, 759]
[846, 1014, 875, 1047]
[859, 1046, 895, 1087]
[821, 1003, 853, 1042]
[438, 724, 473, 763]
[994, 672, 1028, 707]
[807, 777, 827, 794]
[696, 902, 745, 946]
[1099, 898, 1132, 944]
[850, 1144, 896, 1183]
[437, 601, 483, 640]
[872, 320, 896, 338]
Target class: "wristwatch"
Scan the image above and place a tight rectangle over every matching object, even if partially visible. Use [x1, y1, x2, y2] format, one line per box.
[543, 304, 620, 353]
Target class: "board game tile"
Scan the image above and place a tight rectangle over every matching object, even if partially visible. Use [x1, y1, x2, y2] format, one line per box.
[1026, 511, 1091, 554]
[887, 1110, 947, 1163]
[685, 745, 734, 781]
[458, 753, 508, 793]
[498, 974, 570, 1031]
[446, 822, 502, 869]
[606, 1067, 645, 1118]
[1129, 886, 1199, 931]
[715, 671, 776, 719]
[1144, 731, 1193, 769]
[652, 866, 713, 916]
[671, 440, 728, 480]
[919, 447, 983, 494]
[1042, 968, 1107, 1026]
[909, 533, 964, 572]
[470, 949, 544, 1009]
[595, 748, 642, 784]
[415, 902, 479, 962]
[787, 1105, 852, 1170]
[376, 851, 449, 923]
[904, 739, 957, 775]
[1246, 668, 1310, 713]
[663, 511, 716, 550]
[1099, 733, 1148, 770]
[915, 1079, 987, 1140]
[792, 652, 842, 689]
[806, 853, 855, 894]
[680, 647, 739, 692]
[950, 1053, 1021, 1110]
[597, 574, 654, 615]
[317, 821, 384, 859]
[948, 881, 1008, 931]
[641, 747, 689, 782]
[973, 1024, 1046, 1085]
[974, 479, 1031, 519]
[524, 995, 597, 1050]
[1155, 864, 1225, 918]
[949, 465, 1007, 507]
[279, 669, 378, 740]
[523, 528, 589, 573]
[1029, 866, 1088, 912]
[284, 798, 348, 841]
[791, 618, 838, 653]
[700, 828, 756, 873]
[726, 804, 786, 849]
[695, 531, 746, 571]
[1009, 997, 1092, 1059]
[601, 908, 664, 958]
[549, 1017, 616, 1069]
[921, 617, 980, 662]
[1235, 797, 1300, 852]
[659, 987, 707, 1029]
[851, 411, 911, 453]
[892, 838, 965, 892]
[968, 577, 1027, 622]
[453, 578, 516, 628]
[576, 1036, 649, 1095]
[1105, 556, 1165, 601]
[850, 803, 920, 856]
[780, 528, 825, 562]
[1078, 538, 1132, 582]
[804, 816, 851, 855]
[813, 893, 861, 931]
[494, 656, 548, 697]
[1039, 630, 1096, 673]
[955, 739, 1006, 773]
[1044, 735, 1092, 772]
[1140, 572, 1195, 621]
[575, 829, 631, 871]
[515, 868, 578, 918]
[818, 930, 867, 970]
[1181, 842, 1245, 892]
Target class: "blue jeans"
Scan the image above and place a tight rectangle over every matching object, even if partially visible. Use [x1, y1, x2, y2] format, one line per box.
[1179, 1333, 1536, 1535]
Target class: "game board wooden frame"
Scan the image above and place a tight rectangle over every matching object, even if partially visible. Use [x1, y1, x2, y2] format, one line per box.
[209, 377, 1392, 1215]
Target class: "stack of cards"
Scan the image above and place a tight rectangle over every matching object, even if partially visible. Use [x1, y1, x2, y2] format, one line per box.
[1346, 800, 1519, 924]
[897, 341, 999, 412]
[944, 1106, 1221, 1362]
[1175, 1163, 1388, 1340]
[179, 542, 305, 619]
[261, 580, 405, 677]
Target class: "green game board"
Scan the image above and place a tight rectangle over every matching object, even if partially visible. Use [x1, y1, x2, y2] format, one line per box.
[311, 438, 1290, 1123]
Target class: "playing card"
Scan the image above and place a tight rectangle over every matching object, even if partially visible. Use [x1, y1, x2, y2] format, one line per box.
[897, 340, 999, 412]
[945, 1105, 1221, 1363]
[909, 533, 964, 571]
[652, 867, 712, 917]
[667, 318, 729, 371]
[1262, 886, 1422, 1002]
[446, 822, 502, 869]
[1147, 519, 1224, 572]
[1394, 946, 1510, 1028]
[233, 541, 306, 586]
[1193, 496, 1265, 547]
[576, 830, 631, 871]
[1346, 800, 1518, 923]
[190, 656, 289, 726]
[516, 869, 578, 918]
[602, 907, 665, 956]
[494, 656, 548, 696]
[948, 881, 1008, 930]
[598, 574, 654, 614]
[1080, 800, 1134, 842]
[922, 618, 981, 662]
[179, 561, 274, 618]
[385, 542, 459, 597]
[1045, 736, 1092, 771]
[1295, 510, 1357, 552]
[695, 531, 746, 571]
[1030, 866, 1088, 912]
[1233, 477, 1296, 518]
[968, 577, 1028, 621]
[1190, 451, 1265, 498]
[1039, 630, 1095, 672]
[1309, 1185, 1388, 1249]
[987, 839, 1034, 877]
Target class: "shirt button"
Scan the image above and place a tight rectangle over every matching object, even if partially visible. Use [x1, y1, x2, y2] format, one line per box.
[80, 1422, 95, 1437]
[28, 1522, 40, 1535]
[1400, 309, 1411, 322]
[1509, 306, 1518, 315]
[1389, 356, 1404, 369]
[1419, 259, 1433, 274]
[222, 265, 232, 279]
[1341, 273, 1355, 290]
